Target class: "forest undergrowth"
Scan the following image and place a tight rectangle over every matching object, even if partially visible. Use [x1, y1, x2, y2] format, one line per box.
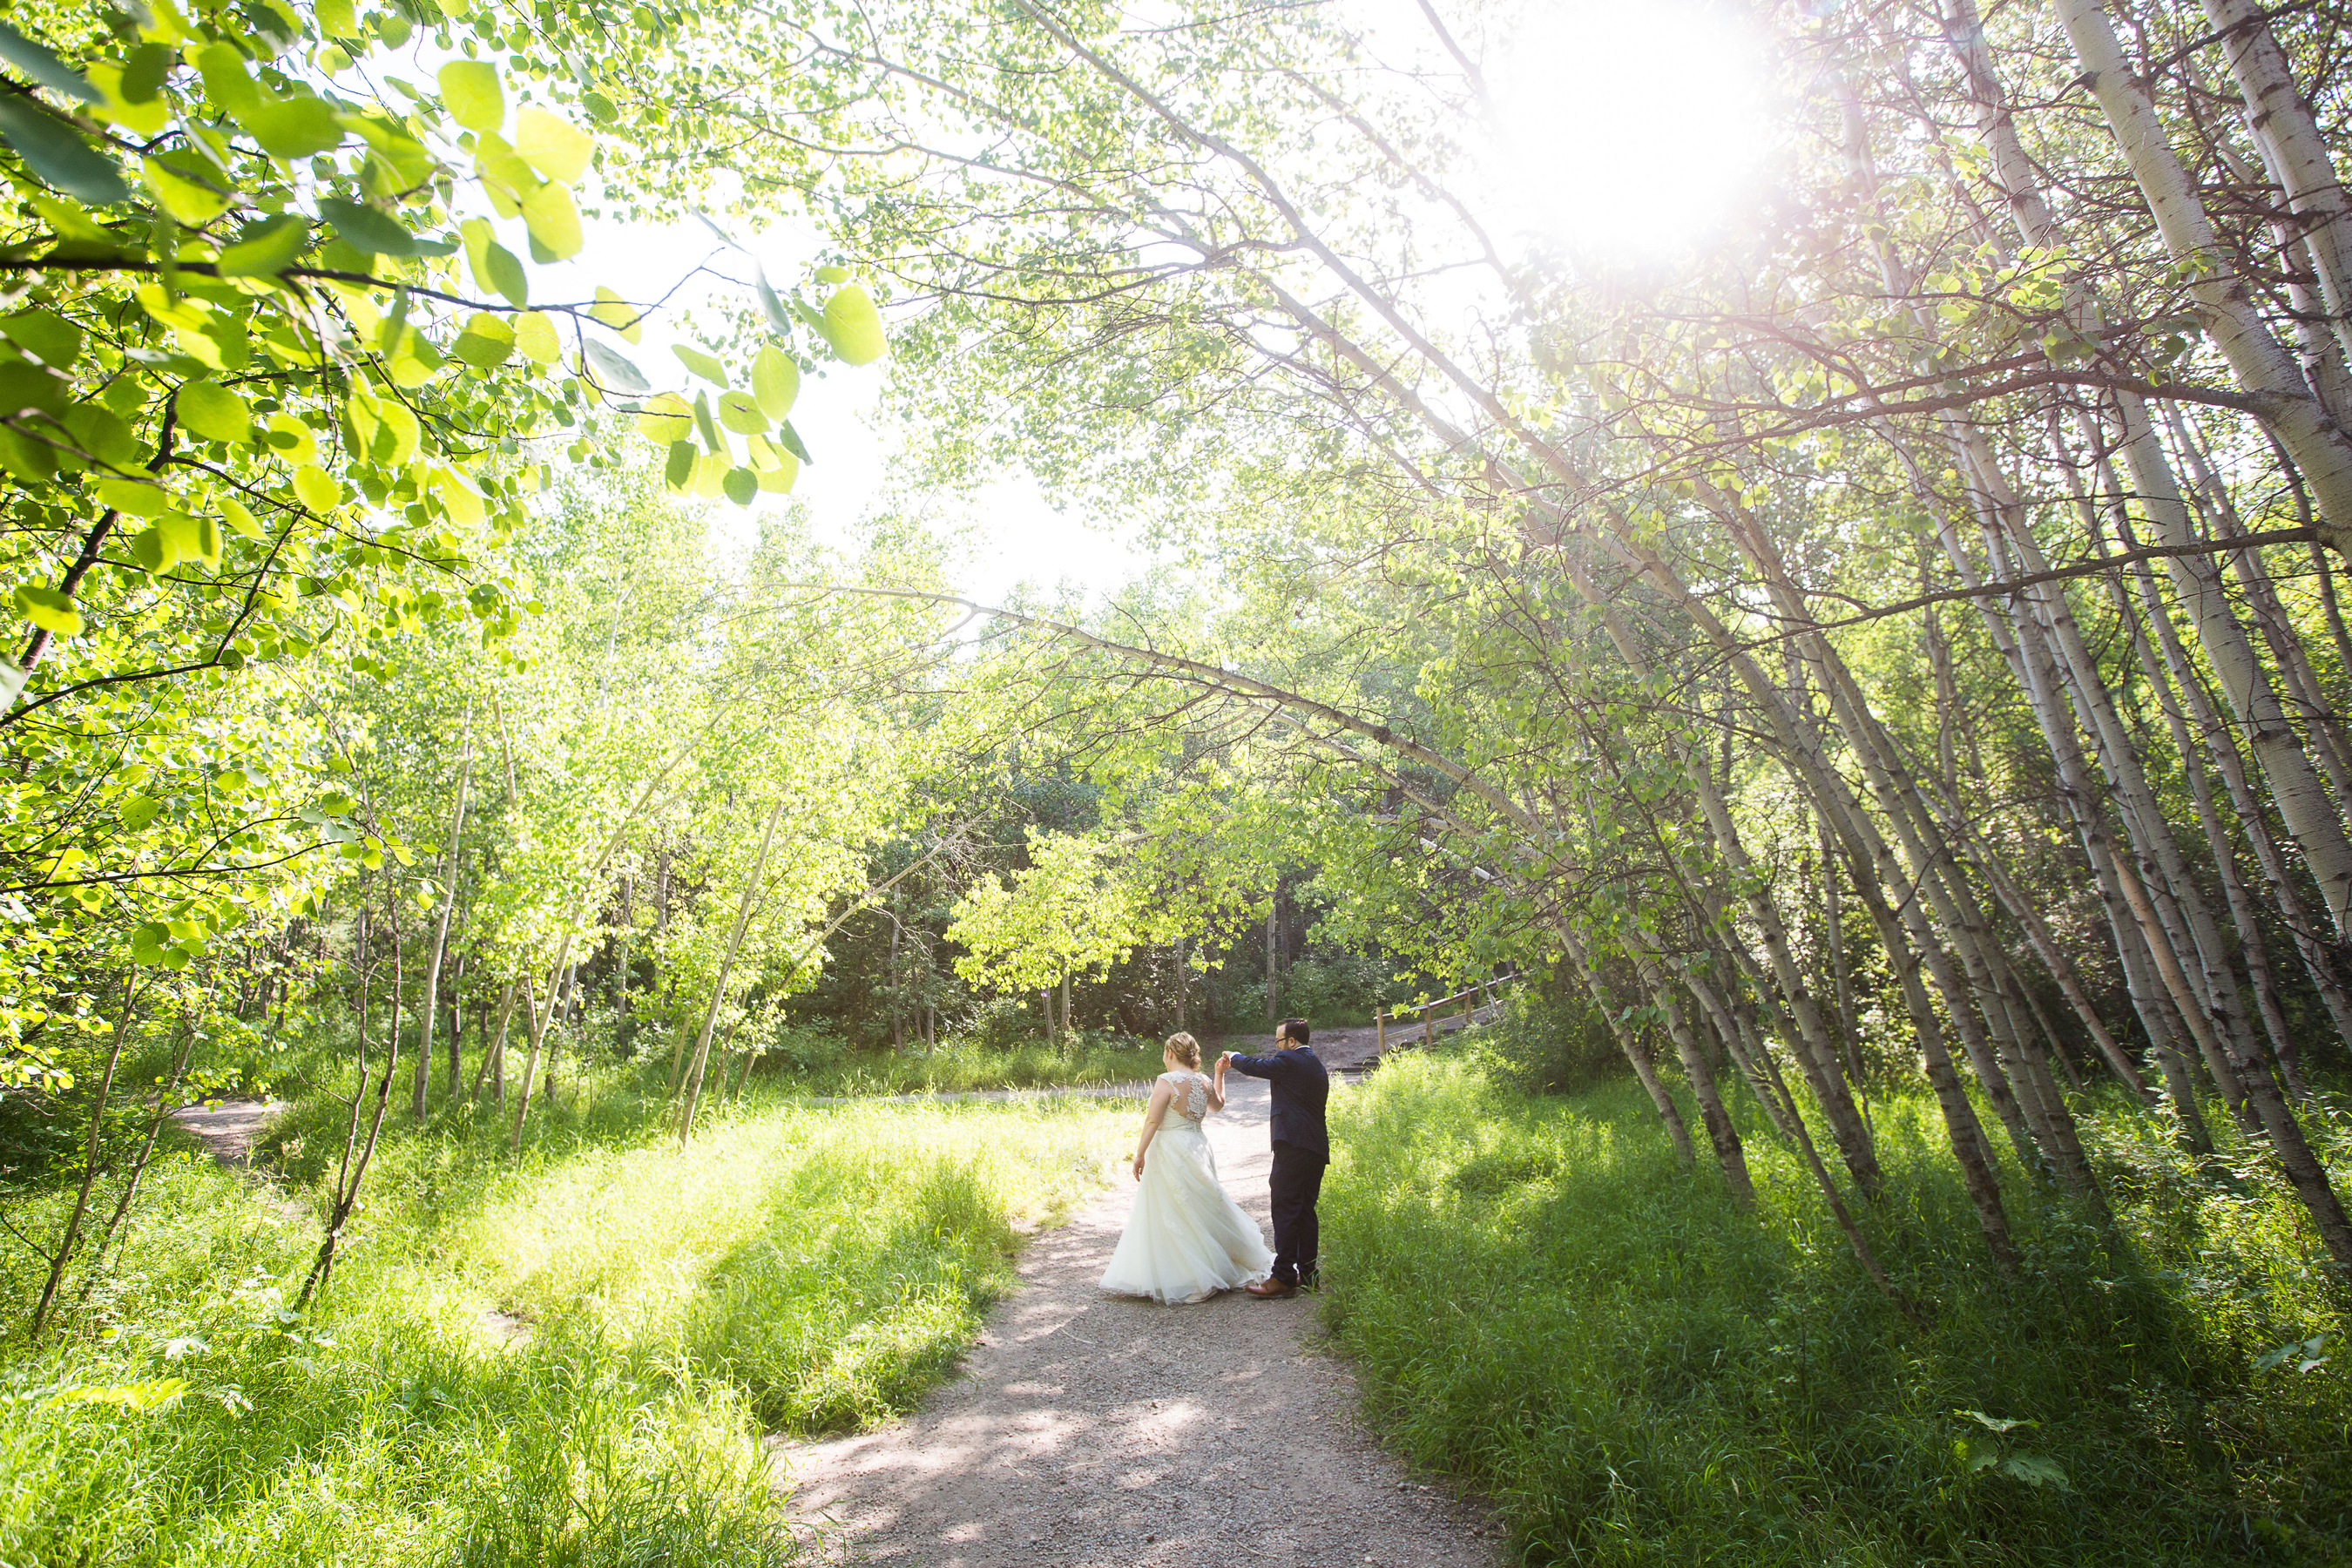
[0, 1080, 1126, 1567]
[1324, 1054, 2352, 1568]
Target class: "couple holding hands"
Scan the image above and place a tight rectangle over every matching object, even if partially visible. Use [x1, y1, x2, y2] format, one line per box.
[1098, 1019, 1328, 1305]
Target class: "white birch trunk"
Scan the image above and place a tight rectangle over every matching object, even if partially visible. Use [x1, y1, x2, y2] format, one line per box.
[2051, 0, 2352, 557]
[2200, 0, 2352, 370]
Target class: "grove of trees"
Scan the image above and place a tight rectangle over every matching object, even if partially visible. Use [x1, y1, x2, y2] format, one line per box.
[5, 0, 2351, 1436]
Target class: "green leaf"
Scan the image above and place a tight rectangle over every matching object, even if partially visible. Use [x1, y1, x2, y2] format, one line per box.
[721, 465, 757, 505]
[178, 380, 254, 444]
[754, 269, 793, 337]
[240, 94, 348, 160]
[777, 420, 813, 465]
[0, 97, 128, 205]
[151, 510, 207, 568]
[751, 344, 798, 420]
[1997, 1456, 2069, 1490]
[129, 523, 176, 571]
[318, 198, 426, 258]
[12, 584, 81, 637]
[0, 308, 82, 369]
[450, 311, 515, 367]
[753, 451, 796, 493]
[581, 338, 650, 394]
[457, 218, 528, 307]
[215, 215, 309, 278]
[512, 107, 592, 183]
[62, 403, 136, 466]
[0, 359, 70, 415]
[512, 310, 559, 364]
[438, 60, 505, 132]
[691, 389, 723, 452]
[129, 917, 172, 958]
[590, 286, 640, 342]
[818, 284, 885, 365]
[633, 391, 693, 446]
[580, 90, 616, 125]
[143, 157, 232, 223]
[195, 44, 260, 115]
[0, 21, 104, 105]
[664, 437, 695, 489]
[263, 412, 316, 465]
[518, 179, 580, 260]
[672, 342, 727, 386]
[294, 464, 341, 511]
[717, 390, 767, 434]
[315, 0, 357, 37]
[0, 426, 57, 483]
[96, 476, 172, 517]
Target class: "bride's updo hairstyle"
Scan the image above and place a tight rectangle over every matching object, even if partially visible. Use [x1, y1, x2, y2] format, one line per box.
[1164, 1032, 1201, 1069]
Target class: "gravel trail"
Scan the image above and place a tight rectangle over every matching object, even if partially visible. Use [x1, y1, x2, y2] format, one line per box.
[775, 1062, 1500, 1568]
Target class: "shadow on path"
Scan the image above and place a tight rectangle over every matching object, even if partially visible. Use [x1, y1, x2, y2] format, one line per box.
[776, 1071, 1499, 1568]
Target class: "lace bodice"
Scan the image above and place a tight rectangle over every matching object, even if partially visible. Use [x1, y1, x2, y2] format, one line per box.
[1160, 1070, 1210, 1123]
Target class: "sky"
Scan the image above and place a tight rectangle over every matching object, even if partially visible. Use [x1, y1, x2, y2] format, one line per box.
[530, 212, 1149, 608]
[512, 0, 1773, 605]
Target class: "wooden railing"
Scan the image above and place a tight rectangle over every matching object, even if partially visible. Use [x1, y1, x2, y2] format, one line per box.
[1375, 973, 1517, 1053]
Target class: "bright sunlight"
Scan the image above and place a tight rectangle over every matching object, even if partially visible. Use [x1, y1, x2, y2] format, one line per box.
[1487, 1, 1773, 253]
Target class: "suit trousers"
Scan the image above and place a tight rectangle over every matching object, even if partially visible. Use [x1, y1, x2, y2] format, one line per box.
[1268, 1139, 1328, 1286]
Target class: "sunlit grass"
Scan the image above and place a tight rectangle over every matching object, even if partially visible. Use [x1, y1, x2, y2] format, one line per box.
[1323, 1054, 2351, 1566]
[0, 1093, 1127, 1565]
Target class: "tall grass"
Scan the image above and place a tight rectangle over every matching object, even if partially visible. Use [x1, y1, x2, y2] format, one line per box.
[0, 1092, 1126, 1566]
[776, 1032, 1161, 1097]
[1322, 1055, 2350, 1566]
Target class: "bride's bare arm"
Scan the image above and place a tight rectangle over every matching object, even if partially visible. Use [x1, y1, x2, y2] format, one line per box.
[1131, 1078, 1173, 1179]
[1205, 1063, 1227, 1113]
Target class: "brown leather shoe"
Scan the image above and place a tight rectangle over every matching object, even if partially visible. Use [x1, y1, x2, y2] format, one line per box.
[1245, 1279, 1297, 1299]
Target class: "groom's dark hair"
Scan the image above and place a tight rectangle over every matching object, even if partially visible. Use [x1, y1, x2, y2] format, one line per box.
[1278, 1017, 1311, 1046]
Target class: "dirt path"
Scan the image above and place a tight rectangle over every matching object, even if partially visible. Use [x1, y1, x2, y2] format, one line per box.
[776, 1066, 1500, 1568]
[171, 1099, 288, 1167]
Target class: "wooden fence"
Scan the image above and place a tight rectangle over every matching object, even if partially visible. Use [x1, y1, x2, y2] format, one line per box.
[1375, 973, 1517, 1054]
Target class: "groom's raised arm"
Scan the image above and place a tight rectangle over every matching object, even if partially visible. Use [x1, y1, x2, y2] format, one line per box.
[1222, 1051, 1275, 1079]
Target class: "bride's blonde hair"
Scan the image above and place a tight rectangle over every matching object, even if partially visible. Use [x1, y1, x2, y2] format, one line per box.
[1164, 1031, 1201, 1069]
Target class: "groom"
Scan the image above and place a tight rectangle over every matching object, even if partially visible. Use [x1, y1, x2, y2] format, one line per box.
[1220, 1018, 1328, 1299]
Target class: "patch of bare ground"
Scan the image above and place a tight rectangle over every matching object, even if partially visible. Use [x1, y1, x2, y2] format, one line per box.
[775, 1065, 1501, 1568]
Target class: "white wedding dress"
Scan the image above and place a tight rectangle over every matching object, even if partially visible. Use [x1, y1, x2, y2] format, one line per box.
[1099, 1071, 1274, 1304]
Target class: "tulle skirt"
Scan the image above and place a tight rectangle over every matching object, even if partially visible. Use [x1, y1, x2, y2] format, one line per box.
[1099, 1121, 1275, 1305]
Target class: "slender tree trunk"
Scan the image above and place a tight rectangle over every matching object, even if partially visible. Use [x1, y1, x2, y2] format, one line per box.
[1561, 923, 1693, 1168]
[2200, 0, 2352, 371]
[303, 879, 406, 1306]
[2052, 0, 2352, 567]
[30, 976, 139, 1340]
[417, 703, 475, 1114]
[508, 970, 547, 1158]
[470, 977, 517, 1102]
[678, 795, 787, 1150]
[1265, 899, 1279, 1023]
[74, 1013, 199, 1301]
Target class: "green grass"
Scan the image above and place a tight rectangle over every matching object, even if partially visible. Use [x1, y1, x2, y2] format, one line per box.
[1321, 1054, 2352, 1566]
[774, 1032, 1162, 1097]
[0, 1085, 1127, 1566]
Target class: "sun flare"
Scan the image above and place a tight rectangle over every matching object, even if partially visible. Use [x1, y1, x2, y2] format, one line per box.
[1488, 1, 1774, 254]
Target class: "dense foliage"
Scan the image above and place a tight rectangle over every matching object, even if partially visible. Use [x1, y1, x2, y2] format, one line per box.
[7, 0, 2352, 1561]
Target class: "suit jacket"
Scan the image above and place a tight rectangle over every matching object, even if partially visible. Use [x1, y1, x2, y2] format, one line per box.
[1227, 1044, 1329, 1157]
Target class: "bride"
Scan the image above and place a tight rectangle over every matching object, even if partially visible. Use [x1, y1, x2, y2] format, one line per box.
[1098, 1033, 1274, 1304]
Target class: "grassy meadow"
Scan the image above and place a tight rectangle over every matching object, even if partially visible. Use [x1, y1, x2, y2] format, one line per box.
[0, 1080, 1127, 1566]
[1321, 1053, 2352, 1567]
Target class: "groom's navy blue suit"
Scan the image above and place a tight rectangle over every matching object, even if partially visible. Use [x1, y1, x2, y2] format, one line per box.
[1226, 1042, 1329, 1288]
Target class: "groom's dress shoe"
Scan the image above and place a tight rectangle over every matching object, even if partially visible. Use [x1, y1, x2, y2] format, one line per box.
[1246, 1280, 1297, 1299]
